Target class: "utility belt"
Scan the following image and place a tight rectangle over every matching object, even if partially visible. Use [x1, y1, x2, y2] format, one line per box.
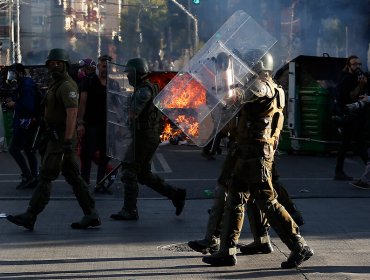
[44, 124, 65, 141]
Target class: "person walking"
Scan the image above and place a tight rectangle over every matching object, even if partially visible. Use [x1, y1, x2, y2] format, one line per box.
[201, 49, 313, 269]
[4, 63, 39, 189]
[188, 157, 305, 255]
[110, 57, 186, 221]
[6, 48, 101, 230]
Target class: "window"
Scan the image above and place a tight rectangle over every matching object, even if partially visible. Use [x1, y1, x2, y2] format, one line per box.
[32, 16, 44, 26]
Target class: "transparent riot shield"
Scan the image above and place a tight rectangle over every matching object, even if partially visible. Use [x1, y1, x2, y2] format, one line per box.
[154, 10, 277, 147]
[106, 62, 135, 161]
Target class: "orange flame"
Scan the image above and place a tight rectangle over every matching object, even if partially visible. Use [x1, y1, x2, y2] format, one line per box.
[154, 72, 207, 142]
[175, 114, 199, 137]
[162, 73, 206, 109]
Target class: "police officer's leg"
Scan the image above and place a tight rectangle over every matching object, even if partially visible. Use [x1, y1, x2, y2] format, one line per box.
[110, 161, 140, 220]
[111, 139, 140, 220]
[188, 149, 236, 253]
[23, 128, 39, 187]
[137, 138, 186, 216]
[273, 179, 305, 226]
[202, 189, 247, 266]
[61, 148, 100, 229]
[139, 168, 186, 216]
[62, 152, 95, 213]
[252, 179, 313, 268]
[271, 161, 305, 225]
[239, 198, 273, 255]
[7, 141, 60, 230]
[112, 167, 140, 220]
[188, 185, 226, 254]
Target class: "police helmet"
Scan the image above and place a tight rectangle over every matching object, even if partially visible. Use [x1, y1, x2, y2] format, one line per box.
[45, 48, 70, 66]
[243, 49, 273, 72]
[126, 58, 149, 75]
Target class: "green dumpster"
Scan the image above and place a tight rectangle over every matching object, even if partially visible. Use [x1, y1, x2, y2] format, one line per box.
[275, 55, 347, 153]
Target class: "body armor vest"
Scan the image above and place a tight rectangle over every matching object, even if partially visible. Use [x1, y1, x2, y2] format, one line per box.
[236, 79, 285, 145]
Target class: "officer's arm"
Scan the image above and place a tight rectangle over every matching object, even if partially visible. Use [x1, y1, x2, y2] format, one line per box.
[239, 80, 273, 103]
[131, 87, 151, 118]
[65, 107, 78, 140]
[60, 84, 79, 140]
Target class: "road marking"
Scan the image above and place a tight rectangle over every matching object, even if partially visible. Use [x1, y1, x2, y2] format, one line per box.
[151, 153, 172, 173]
[156, 153, 172, 173]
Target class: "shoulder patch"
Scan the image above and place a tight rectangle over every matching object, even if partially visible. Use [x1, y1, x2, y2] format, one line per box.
[68, 91, 78, 99]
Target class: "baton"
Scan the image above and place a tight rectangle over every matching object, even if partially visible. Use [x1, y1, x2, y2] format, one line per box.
[31, 124, 41, 152]
[95, 161, 123, 188]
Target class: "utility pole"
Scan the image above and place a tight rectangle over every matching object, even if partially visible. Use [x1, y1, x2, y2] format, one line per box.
[97, 0, 101, 57]
[15, 0, 20, 62]
[9, 0, 14, 63]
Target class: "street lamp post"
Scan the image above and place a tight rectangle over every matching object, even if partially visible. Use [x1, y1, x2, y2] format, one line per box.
[170, 0, 199, 54]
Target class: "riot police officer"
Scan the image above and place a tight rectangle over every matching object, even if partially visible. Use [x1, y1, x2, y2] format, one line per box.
[7, 48, 101, 230]
[202, 50, 313, 268]
[110, 57, 186, 221]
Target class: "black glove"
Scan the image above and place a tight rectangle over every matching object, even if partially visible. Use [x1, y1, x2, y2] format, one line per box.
[62, 139, 73, 153]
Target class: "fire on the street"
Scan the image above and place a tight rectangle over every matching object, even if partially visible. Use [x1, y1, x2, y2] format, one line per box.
[158, 73, 207, 140]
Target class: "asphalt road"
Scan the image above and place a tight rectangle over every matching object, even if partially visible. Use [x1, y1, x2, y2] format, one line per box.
[1, 143, 370, 280]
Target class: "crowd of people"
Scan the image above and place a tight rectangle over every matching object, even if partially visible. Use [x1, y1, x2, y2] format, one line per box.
[2, 46, 370, 269]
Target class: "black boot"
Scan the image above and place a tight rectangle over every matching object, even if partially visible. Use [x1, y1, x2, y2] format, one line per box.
[188, 238, 220, 254]
[110, 208, 139, 221]
[202, 249, 237, 266]
[71, 210, 101, 229]
[281, 235, 314, 269]
[240, 240, 273, 255]
[172, 189, 186, 216]
[7, 212, 36, 230]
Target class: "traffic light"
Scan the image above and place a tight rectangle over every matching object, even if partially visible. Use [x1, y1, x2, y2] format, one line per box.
[192, 0, 200, 4]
